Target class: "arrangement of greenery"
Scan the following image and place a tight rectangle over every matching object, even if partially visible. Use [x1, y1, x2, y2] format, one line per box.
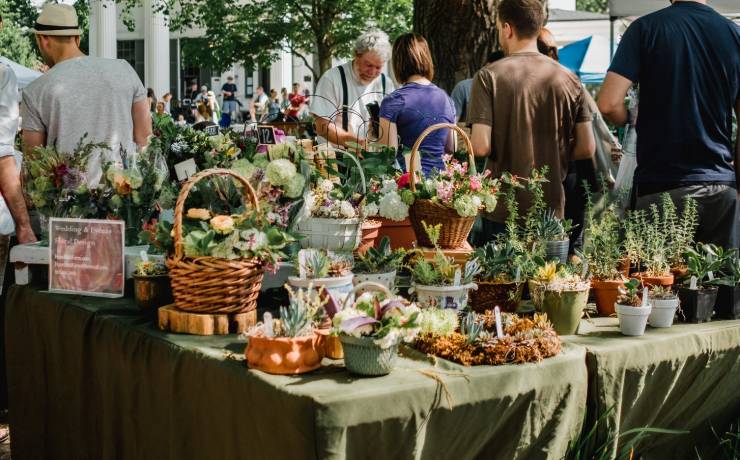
[133, 260, 168, 277]
[531, 261, 589, 292]
[659, 194, 699, 269]
[716, 250, 740, 287]
[354, 237, 405, 274]
[473, 240, 525, 283]
[246, 284, 327, 338]
[682, 243, 729, 288]
[617, 278, 642, 307]
[408, 223, 482, 286]
[582, 183, 624, 281]
[534, 208, 573, 242]
[294, 249, 353, 278]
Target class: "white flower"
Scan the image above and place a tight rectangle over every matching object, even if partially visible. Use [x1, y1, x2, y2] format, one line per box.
[351, 322, 375, 338]
[374, 330, 401, 349]
[265, 159, 297, 186]
[380, 179, 398, 194]
[319, 179, 334, 192]
[339, 201, 356, 219]
[378, 191, 409, 221]
[482, 193, 498, 213]
[471, 195, 482, 209]
[365, 202, 379, 217]
[284, 174, 306, 199]
[332, 308, 361, 328]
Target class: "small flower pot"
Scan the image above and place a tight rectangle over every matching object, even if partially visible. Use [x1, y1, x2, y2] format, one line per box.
[357, 219, 382, 255]
[376, 217, 416, 250]
[133, 274, 173, 314]
[288, 274, 355, 304]
[635, 272, 674, 288]
[469, 281, 523, 313]
[618, 257, 631, 278]
[340, 335, 398, 376]
[715, 285, 740, 320]
[246, 333, 325, 375]
[591, 279, 623, 316]
[545, 239, 569, 265]
[677, 286, 717, 324]
[649, 298, 679, 328]
[616, 303, 652, 336]
[541, 287, 590, 335]
[410, 283, 478, 310]
[353, 270, 396, 292]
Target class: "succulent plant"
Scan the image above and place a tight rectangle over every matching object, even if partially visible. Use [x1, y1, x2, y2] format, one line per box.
[298, 249, 353, 278]
[617, 278, 642, 306]
[534, 208, 572, 241]
[460, 312, 483, 345]
[649, 285, 677, 300]
[354, 236, 405, 274]
[473, 240, 524, 282]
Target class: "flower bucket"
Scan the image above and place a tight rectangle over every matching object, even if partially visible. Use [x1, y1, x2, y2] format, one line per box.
[678, 286, 717, 323]
[591, 279, 623, 316]
[340, 335, 398, 376]
[133, 274, 173, 313]
[616, 303, 652, 336]
[715, 285, 740, 320]
[545, 239, 569, 265]
[288, 274, 354, 305]
[376, 217, 416, 250]
[469, 281, 523, 313]
[540, 287, 589, 335]
[295, 217, 361, 252]
[649, 298, 679, 328]
[357, 219, 382, 255]
[353, 270, 396, 292]
[246, 333, 325, 375]
[410, 283, 477, 310]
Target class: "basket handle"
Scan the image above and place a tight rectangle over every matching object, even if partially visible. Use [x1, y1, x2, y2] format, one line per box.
[341, 281, 392, 310]
[408, 123, 477, 192]
[172, 168, 260, 261]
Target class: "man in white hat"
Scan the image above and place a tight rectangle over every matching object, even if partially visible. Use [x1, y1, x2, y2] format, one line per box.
[20, 4, 152, 186]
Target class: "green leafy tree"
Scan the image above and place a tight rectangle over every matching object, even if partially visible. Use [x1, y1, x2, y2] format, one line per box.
[1, 0, 36, 29]
[576, 0, 608, 14]
[0, 8, 40, 68]
[122, 0, 412, 80]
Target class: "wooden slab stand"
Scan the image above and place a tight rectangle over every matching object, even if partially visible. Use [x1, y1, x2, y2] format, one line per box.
[419, 242, 473, 266]
[158, 304, 256, 336]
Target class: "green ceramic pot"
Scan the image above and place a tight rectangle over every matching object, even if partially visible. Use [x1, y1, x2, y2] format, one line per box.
[340, 335, 398, 376]
[541, 287, 589, 335]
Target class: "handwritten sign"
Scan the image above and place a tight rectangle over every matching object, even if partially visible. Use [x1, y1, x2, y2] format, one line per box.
[257, 125, 277, 145]
[174, 158, 197, 182]
[49, 218, 125, 298]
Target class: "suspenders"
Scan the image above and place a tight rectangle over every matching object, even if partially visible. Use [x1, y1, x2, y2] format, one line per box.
[336, 65, 387, 132]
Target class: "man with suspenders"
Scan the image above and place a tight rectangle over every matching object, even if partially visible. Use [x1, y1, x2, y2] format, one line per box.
[310, 30, 396, 149]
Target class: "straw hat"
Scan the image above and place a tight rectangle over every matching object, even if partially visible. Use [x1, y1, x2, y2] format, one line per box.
[31, 4, 81, 36]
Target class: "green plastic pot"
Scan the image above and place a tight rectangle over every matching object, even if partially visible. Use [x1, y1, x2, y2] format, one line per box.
[340, 335, 398, 376]
[541, 288, 589, 335]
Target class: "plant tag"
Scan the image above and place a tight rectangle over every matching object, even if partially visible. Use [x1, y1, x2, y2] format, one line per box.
[690, 276, 698, 290]
[263, 312, 273, 337]
[139, 250, 149, 263]
[494, 306, 504, 339]
[298, 250, 307, 279]
[708, 271, 714, 281]
[515, 266, 521, 283]
[453, 269, 461, 286]
[174, 159, 197, 181]
[641, 287, 649, 307]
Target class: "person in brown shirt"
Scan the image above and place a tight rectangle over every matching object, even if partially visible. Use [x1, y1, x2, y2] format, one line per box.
[468, 0, 595, 242]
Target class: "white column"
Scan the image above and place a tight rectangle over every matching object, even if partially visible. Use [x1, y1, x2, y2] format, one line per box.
[144, 0, 170, 98]
[88, 0, 117, 58]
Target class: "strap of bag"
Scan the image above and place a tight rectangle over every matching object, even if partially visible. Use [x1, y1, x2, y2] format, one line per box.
[338, 65, 349, 132]
[381, 73, 386, 96]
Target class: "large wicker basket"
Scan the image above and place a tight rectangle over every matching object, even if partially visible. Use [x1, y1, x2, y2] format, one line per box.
[166, 168, 265, 314]
[408, 123, 478, 249]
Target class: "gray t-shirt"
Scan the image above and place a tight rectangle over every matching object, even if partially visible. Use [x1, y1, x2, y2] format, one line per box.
[21, 56, 146, 185]
[450, 78, 472, 122]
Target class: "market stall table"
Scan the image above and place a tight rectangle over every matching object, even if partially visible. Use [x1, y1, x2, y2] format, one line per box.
[563, 316, 740, 459]
[5, 285, 588, 460]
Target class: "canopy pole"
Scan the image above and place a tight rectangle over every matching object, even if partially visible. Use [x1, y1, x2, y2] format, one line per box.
[609, 16, 616, 63]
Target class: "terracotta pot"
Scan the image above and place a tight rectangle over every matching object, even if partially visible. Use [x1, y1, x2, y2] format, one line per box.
[634, 272, 674, 288]
[469, 281, 524, 313]
[376, 217, 416, 250]
[324, 334, 344, 359]
[618, 258, 631, 278]
[246, 333, 325, 375]
[591, 279, 623, 316]
[357, 219, 382, 255]
[670, 265, 689, 280]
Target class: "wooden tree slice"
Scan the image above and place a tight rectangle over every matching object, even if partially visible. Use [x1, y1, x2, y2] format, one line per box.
[158, 304, 256, 335]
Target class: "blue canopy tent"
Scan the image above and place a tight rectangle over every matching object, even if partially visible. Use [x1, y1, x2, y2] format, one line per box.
[559, 35, 612, 84]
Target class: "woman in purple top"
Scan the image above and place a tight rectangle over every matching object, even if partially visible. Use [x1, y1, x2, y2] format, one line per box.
[379, 33, 456, 176]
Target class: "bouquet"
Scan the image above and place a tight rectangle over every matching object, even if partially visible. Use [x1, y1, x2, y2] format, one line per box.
[304, 178, 364, 220]
[364, 176, 415, 222]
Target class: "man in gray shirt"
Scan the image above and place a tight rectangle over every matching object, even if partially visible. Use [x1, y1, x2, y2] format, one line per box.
[21, 4, 151, 186]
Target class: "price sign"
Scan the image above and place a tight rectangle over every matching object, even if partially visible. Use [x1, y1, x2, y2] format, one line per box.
[49, 218, 125, 298]
[257, 125, 277, 145]
[205, 124, 219, 136]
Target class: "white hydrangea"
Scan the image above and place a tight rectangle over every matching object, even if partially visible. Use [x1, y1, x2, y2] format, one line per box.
[319, 179, 334, 192]
[339, 201, 356, 219]
[365, 202, 379, 217]
[265, 159, 297, 186]
[374, 329, 400, 349]
[380, 179, 398, 194]
[482, 193, 498, 213]
[284, 174, 306, 199]
[378, 191, 409, 221]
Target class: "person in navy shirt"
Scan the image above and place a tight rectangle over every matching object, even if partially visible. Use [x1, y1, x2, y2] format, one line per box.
[378, 33, 456, 176]
[598, 0, 740, 249]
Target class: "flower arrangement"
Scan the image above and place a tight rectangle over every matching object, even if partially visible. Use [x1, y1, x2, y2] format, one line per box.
[247, 284, 326, 339]
[364, 176, 415, 222]
[304, 178, 364, 219]
[411, 155, 499, 218]
[134, 260, 168, 277]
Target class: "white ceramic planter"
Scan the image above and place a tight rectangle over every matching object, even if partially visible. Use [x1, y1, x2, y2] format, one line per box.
[410, 283, 478, 310]
[353, 271, 396, 292]
[288, 274, 355, 305]
[295, 217, 361, 251]
[649, 298, 679, 328]
[616, 303, 653, 336]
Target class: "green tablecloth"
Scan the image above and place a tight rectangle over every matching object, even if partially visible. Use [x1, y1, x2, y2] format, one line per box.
[564, 317, 740, 459]
[5, 285, 588, 460]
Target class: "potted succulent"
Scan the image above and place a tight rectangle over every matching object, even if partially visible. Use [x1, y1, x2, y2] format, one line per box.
[624, 206, 673, 287]
[407, 223, 481, 310]
[615, 278, 652, 336]
[132, 259, 172, 313]
[660, 194, 699, 278]
[245, 285, 326, 375]
[288, 249, 354, 303]
[715, 250, 740, 319]
[531, 262, 590, 335]
[333, 282, 421, 376]
[678, 243, 723, 323]
[469, 240, 525, 313]
[583, 201, 625, 316]
[534, 209, 573, 265]
[353, 236, 405, 291]
[648, 285, 679, 328]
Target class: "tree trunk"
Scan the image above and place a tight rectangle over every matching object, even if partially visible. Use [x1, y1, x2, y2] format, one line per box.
[316, 40, 334, 80]
[413, 0, 499, 93]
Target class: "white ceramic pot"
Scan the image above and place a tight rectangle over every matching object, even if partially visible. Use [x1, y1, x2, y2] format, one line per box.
[288, 274, 355, 305]
[616, 303, 653, 336]
[649, 298, 679, 328]
[295, 217, 361, 251]
[353, 271, 396, 292]
[410, 283, 478, 310]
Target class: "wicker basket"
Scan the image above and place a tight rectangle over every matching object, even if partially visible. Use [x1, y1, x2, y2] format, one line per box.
[408, 123, 478, 249]
[166, 168, 265, 314]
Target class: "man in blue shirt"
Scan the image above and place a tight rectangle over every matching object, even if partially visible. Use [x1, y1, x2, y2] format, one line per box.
[598, 0, 740, 249]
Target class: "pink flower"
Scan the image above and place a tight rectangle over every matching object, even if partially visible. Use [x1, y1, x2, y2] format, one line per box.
[396, 173, 411, 189]
[469, 175, 482, 191]
[436, 181, 454, 203]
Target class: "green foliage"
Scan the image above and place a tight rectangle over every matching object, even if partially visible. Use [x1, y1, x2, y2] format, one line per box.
[716, 250, 740, 286]
[460, 312, 483, 345]
[575, 0, 608, 14]
[473, 240, 524, 282]
[354, 236, 405, 274]
[583, 181, 623, 281]
[695, 419, 740, 460]
[617, 278, 641, 306]
[534, 208, 572, 241]
[661, 194, 699, 267]
[0, 8, 40, 68]
[683, 243, 730, 287]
